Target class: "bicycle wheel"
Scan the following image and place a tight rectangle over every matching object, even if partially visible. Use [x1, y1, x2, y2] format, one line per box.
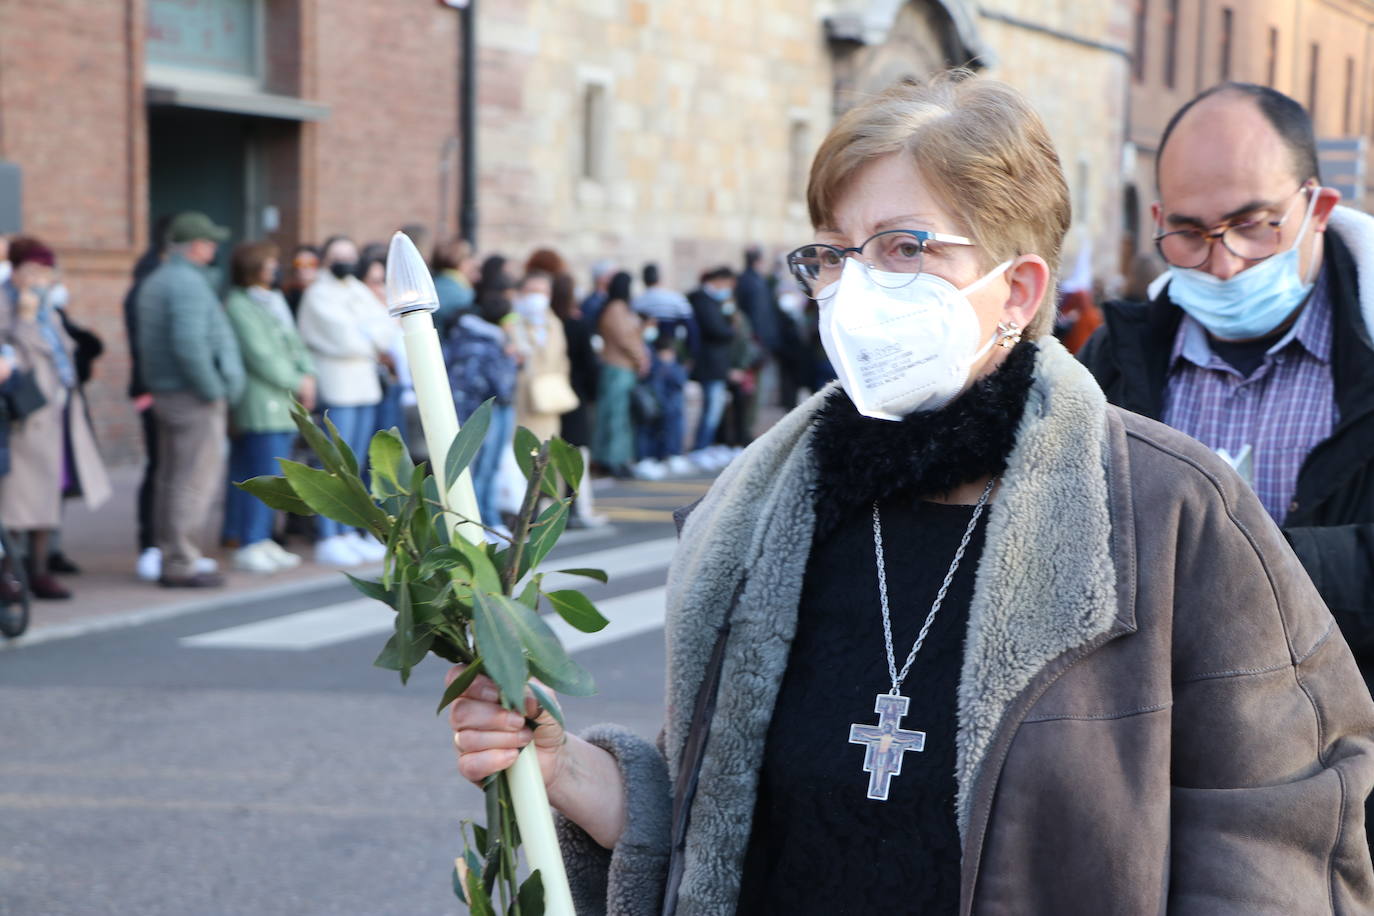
[0, 528, 30, 639]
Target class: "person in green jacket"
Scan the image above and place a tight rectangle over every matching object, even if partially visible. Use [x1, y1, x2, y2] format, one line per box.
[135, 211, 245, 587]
[223, 241, 316, 574]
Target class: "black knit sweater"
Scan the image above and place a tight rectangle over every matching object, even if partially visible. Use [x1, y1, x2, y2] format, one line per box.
[735, 344, 1035, 913]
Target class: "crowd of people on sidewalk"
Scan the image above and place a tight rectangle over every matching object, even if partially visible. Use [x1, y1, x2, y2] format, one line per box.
[0, 216, 830, 596]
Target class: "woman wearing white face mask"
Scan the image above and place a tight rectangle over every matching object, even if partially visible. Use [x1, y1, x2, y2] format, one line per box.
[444, 73, 1374, 914]
[509, 269, 578, 443]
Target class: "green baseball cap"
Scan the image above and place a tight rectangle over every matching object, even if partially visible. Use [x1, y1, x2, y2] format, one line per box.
[166, 211, 231, 243]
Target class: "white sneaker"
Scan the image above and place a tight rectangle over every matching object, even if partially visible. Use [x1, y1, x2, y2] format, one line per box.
[234, 542, 282, 574]
[196, 557, 219, 574]
[632, 458, 667, 481]
[666, 455, 695, 476]
[137, 547, 161, 582]
[344, 532, 387, 562]
[261, 540, 302, 570]
[315, 535, 364, 567]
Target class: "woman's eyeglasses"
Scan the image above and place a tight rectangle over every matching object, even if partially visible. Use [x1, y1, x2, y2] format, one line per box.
[786, 229, 974, 300]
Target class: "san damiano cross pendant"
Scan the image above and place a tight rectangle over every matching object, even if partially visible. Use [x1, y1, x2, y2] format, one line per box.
[849, 693, 926, 801]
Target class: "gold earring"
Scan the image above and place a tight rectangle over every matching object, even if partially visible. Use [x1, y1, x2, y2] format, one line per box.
[997, 320, 1022, 349]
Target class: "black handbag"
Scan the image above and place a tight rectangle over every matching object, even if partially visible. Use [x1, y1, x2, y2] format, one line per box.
[630, 380, 663, 426]
[2, 370, 47, 420]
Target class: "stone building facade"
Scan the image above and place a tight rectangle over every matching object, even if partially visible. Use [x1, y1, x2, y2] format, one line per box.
[1127, 0, 1374, 256]
[0, 0, 1134, 462]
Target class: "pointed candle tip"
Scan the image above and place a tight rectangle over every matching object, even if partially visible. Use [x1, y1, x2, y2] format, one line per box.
[384, 231, 440, 317]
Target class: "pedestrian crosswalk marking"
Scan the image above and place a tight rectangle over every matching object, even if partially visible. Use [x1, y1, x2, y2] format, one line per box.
[180, 538, 679, 653]
[179, 600, 389, 651]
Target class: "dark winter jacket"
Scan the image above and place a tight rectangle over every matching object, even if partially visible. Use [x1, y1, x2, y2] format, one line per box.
[444, 313, 517, 422]
[557, 337, 1374, 914]
[1079, 207, 1374, 687]
[687, 289, 733, 384]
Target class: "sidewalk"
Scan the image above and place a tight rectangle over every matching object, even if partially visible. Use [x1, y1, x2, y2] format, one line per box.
[5, 464, 364, 647]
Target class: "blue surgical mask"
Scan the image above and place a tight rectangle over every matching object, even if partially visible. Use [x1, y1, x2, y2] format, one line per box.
[706, 286, 731, 302]
[1165, 190, 1319, 340]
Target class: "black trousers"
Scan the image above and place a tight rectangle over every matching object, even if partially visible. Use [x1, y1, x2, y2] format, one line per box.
[137, 406, 158, 553]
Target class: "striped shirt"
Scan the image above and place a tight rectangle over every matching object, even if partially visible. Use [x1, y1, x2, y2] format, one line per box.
[1162, 271, 1337, 526]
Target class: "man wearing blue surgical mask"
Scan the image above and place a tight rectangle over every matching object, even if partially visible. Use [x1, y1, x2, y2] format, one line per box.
[1082, 83, 1374, 691]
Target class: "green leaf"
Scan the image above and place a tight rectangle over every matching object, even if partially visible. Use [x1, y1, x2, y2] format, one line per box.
[516, 576, 541, 610]
[436, 659, 484, 714]
[345, 574, 393, 605]
[234, 475, 315, 516]
[471, 823, 489, 857]
[456, 537, 503, 596]
[529, 653, 596, 698]
[552, 567, 609, 584]
[372, 633, 404, 671]
[516, 871, 545, 916]
[513, 427, 559, 499]
[446, 399, 493, 492]
[279, 460, 385, 532]
[394, 571, 430, 685]
[465, 862, 495, 916]
[416, 545, 467, 581]
[470, 591, 528, 710]
[544, 589, 610, 633]
[451, 864, 467, 904]
[502, 596, 576, 674]
[526, 681, 564, 730]
[289, 404, 344, 474]
[322, 411, 360, 478]
[548, 437, 584, 492]
[422, 474, 450, 548]
[520, 500, 569, 578]
[367, 428, 413, 496]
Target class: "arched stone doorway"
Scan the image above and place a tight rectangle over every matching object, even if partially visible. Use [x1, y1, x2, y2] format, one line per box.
[826, 0, 990, 112]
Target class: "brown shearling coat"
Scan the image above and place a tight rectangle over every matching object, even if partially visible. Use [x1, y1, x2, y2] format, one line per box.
[557, 338, 1374, 915]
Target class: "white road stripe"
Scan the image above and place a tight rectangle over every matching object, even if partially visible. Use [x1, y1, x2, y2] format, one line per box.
[541, 537, 677, 591]
[180, 538, 677, 652]
[179, 600, 391, 651]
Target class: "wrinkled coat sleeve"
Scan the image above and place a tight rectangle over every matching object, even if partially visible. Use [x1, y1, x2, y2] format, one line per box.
[168, 277, 225, 401]
[1166, 456, 1374, 914]
[554, 724, 672, 916]
[1283, 523, 1374, 656]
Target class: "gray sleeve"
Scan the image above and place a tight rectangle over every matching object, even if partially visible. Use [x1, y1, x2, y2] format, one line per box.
[555, 724, 672, 916]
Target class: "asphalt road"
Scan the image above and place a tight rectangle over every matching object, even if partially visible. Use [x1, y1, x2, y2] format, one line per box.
[0, 481, 703, 916]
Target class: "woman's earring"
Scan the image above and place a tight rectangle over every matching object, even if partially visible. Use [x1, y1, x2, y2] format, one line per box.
[996, 320, 1022, 349]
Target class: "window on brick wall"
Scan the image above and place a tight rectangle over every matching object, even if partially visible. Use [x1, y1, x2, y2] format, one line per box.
[1344, 56, 1356, 135]
[1219, 7, 1233, 81]
[788, 120, 810, 203]
[1133, 0, 1149, 83]
[581, 82, 609, 183]
[1308, 43, 1320, 124]
[1164, 0, 1179, 89]
[1266, 27, 1279, 86]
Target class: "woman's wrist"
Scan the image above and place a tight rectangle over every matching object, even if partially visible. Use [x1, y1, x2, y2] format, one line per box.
[546, 733, 627, 850]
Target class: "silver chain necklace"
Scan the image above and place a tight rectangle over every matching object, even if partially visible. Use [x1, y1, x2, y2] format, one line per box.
[847, 477, 997, 801]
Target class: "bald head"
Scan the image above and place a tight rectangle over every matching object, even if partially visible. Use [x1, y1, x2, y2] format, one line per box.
[1157, 83, 1319, 191]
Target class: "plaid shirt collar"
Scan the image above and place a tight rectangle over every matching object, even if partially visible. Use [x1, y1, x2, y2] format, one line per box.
[1169, 268, 1333, 372]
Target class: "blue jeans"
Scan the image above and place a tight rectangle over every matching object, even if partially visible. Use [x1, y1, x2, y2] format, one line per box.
[473, 403, 515, 529]
[317, 403, 377, 539]
[638, 386, 685, 461]
[225, 431, 294, 546]
[693, 380, 728, 452]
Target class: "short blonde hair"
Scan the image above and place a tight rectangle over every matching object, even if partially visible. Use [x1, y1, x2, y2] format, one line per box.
[808, 72, 1071, 337]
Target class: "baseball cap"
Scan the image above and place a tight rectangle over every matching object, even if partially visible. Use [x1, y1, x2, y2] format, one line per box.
[167, 211, 231, 243]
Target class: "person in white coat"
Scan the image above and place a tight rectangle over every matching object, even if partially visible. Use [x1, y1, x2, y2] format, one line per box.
[295, 236, 394, 566]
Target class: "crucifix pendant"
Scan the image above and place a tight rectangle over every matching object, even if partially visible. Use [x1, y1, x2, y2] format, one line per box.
[848, 692, 926, 801]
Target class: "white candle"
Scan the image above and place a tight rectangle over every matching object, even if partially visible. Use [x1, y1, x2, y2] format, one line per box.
[385, 232, 576, 915]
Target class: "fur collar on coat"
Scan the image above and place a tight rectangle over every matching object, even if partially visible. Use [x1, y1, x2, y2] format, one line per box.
[662, 336, 1118, 913]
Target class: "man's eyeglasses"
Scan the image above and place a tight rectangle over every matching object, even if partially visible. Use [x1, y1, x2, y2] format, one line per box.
[1154, 183, 1313, 269]
[786, 229, 974, 300]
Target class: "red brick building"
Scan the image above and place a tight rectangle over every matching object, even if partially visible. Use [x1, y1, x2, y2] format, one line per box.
[0, 0, 465, 462]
